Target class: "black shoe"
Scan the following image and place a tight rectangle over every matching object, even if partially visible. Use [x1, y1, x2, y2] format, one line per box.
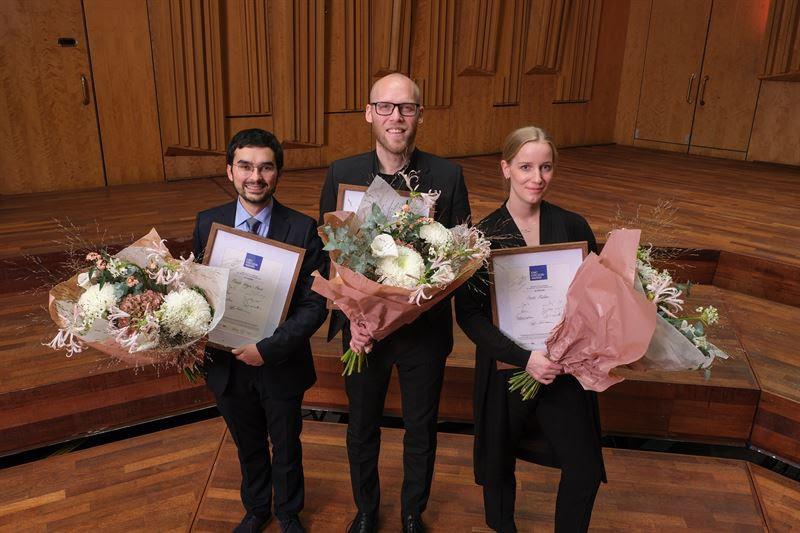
[279, 515, 306, 533]
[233, 512, 271, 533]
[346, 511, 378, 533]
[402, 514, 426, 533]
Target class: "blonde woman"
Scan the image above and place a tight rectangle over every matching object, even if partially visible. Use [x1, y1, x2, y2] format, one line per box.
[455, 126, 606, 532]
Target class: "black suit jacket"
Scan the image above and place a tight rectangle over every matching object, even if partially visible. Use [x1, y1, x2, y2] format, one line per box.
[318, 149, 471, 355]
[193, 199, 328, 399]
[454, 201, 606, 486]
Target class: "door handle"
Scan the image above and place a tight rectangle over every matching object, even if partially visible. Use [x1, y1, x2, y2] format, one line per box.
[698, 75, 709, 106]
[686, 73, 696, 103]
[80, 75, 90, 105]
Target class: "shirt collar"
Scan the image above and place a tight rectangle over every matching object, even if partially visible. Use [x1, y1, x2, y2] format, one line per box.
[234, 197, 273, 231]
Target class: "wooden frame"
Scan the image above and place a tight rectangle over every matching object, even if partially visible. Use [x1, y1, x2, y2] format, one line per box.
[488, 241, 588, 352]
[336, 183, 369, 211]
[202, 222, 305, 350]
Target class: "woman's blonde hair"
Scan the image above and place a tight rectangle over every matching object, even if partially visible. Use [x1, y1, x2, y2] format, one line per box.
[501, 126, 558, 169]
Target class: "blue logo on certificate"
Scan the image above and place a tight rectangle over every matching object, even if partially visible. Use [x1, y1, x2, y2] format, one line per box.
[244, 253, 263, 270]
[529, 265, 548, 281]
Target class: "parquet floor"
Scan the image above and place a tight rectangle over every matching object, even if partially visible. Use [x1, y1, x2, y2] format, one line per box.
[2, 419, 798, 532]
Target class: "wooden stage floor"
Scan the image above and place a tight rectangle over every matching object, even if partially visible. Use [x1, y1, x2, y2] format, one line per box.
[2, 144, 798, 266]
[1, 147, 799, 469]
[1, 418, 798, 532]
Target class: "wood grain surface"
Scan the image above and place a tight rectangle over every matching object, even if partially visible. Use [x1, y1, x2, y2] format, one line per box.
[3, 419, 791, 531]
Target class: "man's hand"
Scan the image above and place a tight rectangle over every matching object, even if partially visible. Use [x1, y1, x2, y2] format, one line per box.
[232, 344, 264, 367]
[525, 350, 562, 385]
[349, 321, 373, 354]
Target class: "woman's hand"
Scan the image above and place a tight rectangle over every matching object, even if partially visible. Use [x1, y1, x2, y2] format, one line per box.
[349, 321, 373, 354]
[525, 350, 562, 384]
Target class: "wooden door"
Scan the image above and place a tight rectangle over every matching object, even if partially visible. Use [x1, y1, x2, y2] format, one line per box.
[0, 0, 105, 194]
[634, 0, 712, 147]
[689, 0, 772, 155]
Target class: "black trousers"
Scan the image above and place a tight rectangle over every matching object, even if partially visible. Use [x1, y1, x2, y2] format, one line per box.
[213, 361, 305, 520]
[484, 375, 602, 533]
[343, 332, 448, 518]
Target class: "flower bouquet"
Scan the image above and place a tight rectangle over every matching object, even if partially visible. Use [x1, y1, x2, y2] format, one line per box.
[46, 229, 228, 380]
[509, 228, 728, 400]
[312, 176, 491, 375]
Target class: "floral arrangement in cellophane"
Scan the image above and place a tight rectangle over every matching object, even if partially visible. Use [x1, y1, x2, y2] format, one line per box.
[508, 226, 728, 401]
[313, 175, 491, 375]
[46, 229, 228, 380]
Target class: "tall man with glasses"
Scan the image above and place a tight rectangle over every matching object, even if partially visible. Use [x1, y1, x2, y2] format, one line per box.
[319, 73, 471, 533]
[194, 129, 328, 533]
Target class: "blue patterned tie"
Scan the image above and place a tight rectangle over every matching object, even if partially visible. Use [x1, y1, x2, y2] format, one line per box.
[246, 217, 261, 235]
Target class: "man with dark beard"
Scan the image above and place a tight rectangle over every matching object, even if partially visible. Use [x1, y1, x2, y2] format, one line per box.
[318, 74, 471, 533]
[194, 129, 328, 533]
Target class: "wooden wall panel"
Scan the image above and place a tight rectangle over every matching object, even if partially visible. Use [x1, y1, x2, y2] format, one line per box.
[222, 0, 271, 117]
[327, 0, 371, 112]
[7, 0, 636, 188]
[148, 0, 225, 153]
[0, 0, 105, 194]
[554, 0, 603, 103]
[84, 0, 165, 185]
[412, 0, 456, 108]
[493, 0, 530, 105]
[457, 0, 501, 75]
[748, 81, 800, 165]
[762, 0, 800, 80]
[371, 0, 412, 77]
[613, 0, 651, 144]
[524, 0, 571, 74]
[270, 0, 325, 146]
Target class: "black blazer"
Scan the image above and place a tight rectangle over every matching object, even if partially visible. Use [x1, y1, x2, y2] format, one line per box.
[193, 199, 328, 398]
[455, 201, 607, 486]
[318, 149, 471, 355]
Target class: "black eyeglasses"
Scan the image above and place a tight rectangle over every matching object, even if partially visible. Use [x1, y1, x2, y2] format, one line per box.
[371, 102, 420, 117]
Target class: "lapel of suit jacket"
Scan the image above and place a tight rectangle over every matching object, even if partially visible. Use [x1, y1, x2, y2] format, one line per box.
[267, 199, 290, 243]
[409, 149, 433, 193]
[219, 201, 237, 228]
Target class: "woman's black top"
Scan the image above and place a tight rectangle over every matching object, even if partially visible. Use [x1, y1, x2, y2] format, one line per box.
[455, 201, 607, 486]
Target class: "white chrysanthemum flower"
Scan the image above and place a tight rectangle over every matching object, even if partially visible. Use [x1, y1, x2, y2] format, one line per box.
[419, 221, 453, 250]
[377, 246, 425, 289]
[77, 283, 118, 331]
[370, 234, 399, 258]
[158, 289, 212, 339]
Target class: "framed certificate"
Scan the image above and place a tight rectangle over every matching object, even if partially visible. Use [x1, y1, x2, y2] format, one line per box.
[336, 183, 422, 213]
[336, 184, 369, 212]
[489, 242, 587, 352]
[202, 223, 305, 350]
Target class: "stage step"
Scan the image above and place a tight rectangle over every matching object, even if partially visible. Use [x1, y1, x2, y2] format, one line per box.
[309, 284, 761, 446]
[2, 418, 798, 531]
[2, 283, 796, 462]
[0, 290, 213, 456]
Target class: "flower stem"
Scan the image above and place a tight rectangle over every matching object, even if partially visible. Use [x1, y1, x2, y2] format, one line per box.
[508, 370, 542, 401]
[341, 348, 368, 376]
